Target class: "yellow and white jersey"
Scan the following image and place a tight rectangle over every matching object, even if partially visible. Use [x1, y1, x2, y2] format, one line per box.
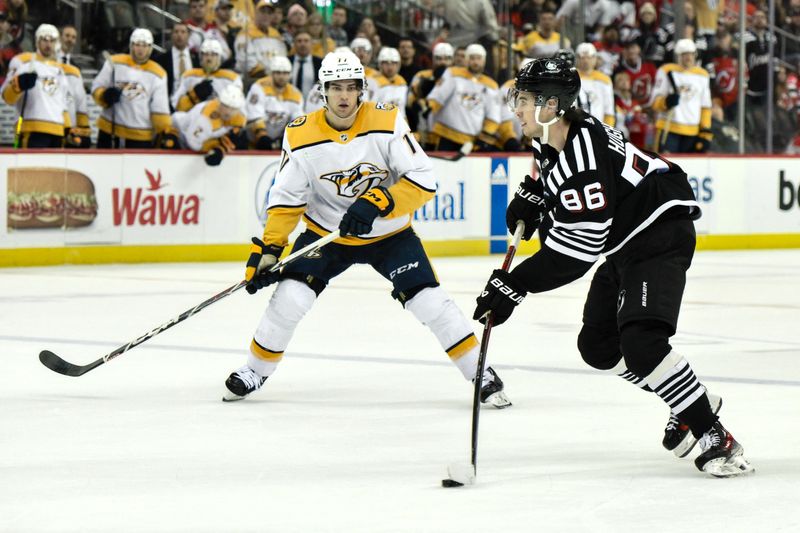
[234, 24, 287, 77]
[62, 63, 89, 129]
[650, 63, 712, 137]
[90, 54, 171, 141]
[304, 82, 325, 114]
[371, 74, 408, 120]
[172, 98, 247, 153]
[263, 102, 436, 248]
[495, 78, 521, 147]
[577, 69, 615, 126]
[245, 77, 304, 141]
[517, 31, 570, 59]
[426, 66, 500, 145]
[1, 52, 71, 135]
[363, 66, 381, 101]
[172, 67, 243, 111]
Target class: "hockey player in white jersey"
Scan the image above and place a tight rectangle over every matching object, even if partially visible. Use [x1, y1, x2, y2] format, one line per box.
[408, 42, 454, 149]
[371, 47, 408, 119]
[475, 58, 752, 477]
[574, 43, 615, 126]
[246, 55, 304, 150]
[91, 29, 173, 149]
[223, 50, 511, 409]
[650, 39, 713, 153]
[234, 0, 287, 79]
[1, 24, 71, 148]
[172, 84, 248, 166]
[172, 39, 243, 112]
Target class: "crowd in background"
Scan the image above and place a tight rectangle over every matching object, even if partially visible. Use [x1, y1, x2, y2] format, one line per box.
[1, 0, 798, 158]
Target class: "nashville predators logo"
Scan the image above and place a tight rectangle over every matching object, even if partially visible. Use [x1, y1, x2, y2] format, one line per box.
[320, 162, 389, 198]
[459, 92, 482, 110]
[41, 77, 59, 96]
[120, 81, 147, 100]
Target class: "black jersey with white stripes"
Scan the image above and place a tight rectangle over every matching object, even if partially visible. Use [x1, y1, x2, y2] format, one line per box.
[512, 112, 701, 294]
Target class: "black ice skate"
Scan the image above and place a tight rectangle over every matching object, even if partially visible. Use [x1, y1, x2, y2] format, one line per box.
[694, 421, 754, 477]
[222, 365, 267, 402]
[477, 367, 512, 409]
[663, 393, 722, 458]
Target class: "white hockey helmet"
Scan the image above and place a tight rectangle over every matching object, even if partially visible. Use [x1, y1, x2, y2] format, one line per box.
[218, 84, 245, 110]
[519, 57, 534, 70]
[319, 50, 367, 105]
[575, 42, 597, 57]
[432, 42, 454, 59]
[377, 47, 400, 64]
[465, 43, 487, 58]
[130, 28, 154, 46]
[35, 24, 59, 42]
[200, 39, 223, 56]
[270, 55, 292, 73]
[674, 38, 697, 56]
[349, 37, 372, 53]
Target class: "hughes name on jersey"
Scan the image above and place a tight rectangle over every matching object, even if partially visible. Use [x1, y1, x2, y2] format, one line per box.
[515, 113, 700, 293]
[262, 102, 436, 248]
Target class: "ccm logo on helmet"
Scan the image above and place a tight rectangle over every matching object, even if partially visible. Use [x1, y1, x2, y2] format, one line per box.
[490, 278, 525, 303]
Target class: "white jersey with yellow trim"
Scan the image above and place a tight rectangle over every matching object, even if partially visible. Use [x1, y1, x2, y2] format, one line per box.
[172, 67, 243, 111]
[577, 69, 615, 126]
[172, 98, 247, 153]
[263, 102, 436, 248]
[245, 78, 304, 141]
[90, 54, 171, 141]
[371, 74, 408, 120]
[426, 66, 500, 145]
[650, 64, 712, 137]
[234, 24, 288, 76]
[1, 52, 71, 136]
[62, 63, 89, 129]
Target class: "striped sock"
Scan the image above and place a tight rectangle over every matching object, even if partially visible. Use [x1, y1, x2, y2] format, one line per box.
[607, 357, 653, 392]
[645, 351, 706, 415]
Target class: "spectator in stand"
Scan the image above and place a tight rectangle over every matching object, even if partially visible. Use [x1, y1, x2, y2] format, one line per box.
[594, 25, 622, 76]
[430, 23, 451, 50]
[518, 9, 569, 59]
[2, 0, 25, 48]
[575, 43, 615, 126]
[246, 56, 303, 150]
[398, 37, 423, 83]
[283, 4, 308, 49]
[205, 0, 239, 69]
[270, 4, 284, 33]
[454, 46, 466, 67]
[650, 39, 713, 153]
[745, 79, 799, 153]
[744, 9, 778, 106]
[57, 25, 77, 65]
[372, 47, 408, 119]
[350, 37, 380, 99]
[357, 17, 378, 45]
[705, 29, 741, 122]
[614, 70, 653, 148]
[408, 42, 454, 146]
[426, 43, 500, 152]
[557, 0, 620, 43]
[783, 8, 800, 65]
[235, 0, 287, 80]
[173, 84, 248, 166]
[290, 30, 321, 101]
[0, 10, 20, 85]
[691, 0, 723, 50]
[517, 0, 548, 27]
[663, 1, 704, 60]
[91, 29, 173, 149]
[440, 0, 500, 49]
[185, 0, 208, 55]
[1, 24, 71, 148]
[156, 23, 199, 102]
[615, 40, 657, 106]
[629, 2, 667, 66]
[305, 12, 335, 59]
[172, 39, 242, 112]
[708, 100, 741, 153]
[327, 6, 349, 48]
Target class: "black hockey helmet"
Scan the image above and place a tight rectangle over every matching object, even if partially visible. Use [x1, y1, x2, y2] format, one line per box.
[512, 57, 581, 115]
[553, 48, 576, 67]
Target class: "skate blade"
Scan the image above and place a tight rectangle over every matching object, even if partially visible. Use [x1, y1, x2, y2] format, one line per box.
[484, 391, 512, 409]
[222, 391, 247, 402]
[673, 396, 723, 458]
[445, 463, 476, 486]
[703, 455, 755, 478]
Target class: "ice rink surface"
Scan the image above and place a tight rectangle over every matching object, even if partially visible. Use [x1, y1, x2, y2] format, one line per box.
[1, 249, 799, 533]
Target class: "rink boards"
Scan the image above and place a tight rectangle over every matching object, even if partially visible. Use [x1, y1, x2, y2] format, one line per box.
[1, 150, 799, 266]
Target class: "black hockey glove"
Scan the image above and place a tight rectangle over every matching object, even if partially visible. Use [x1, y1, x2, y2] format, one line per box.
[16, 72, 37, 91]
[192, 79, 214, 102]
[225, 127, 249, 150]
[503, 137, 523, 152]
[102, 86, 122, 106]
[254, 132, 272, 150]
[204, 147, 224, 166]
[506, 175, 548, 240]
[473, 269, 527, 326]
[339, 187, 394, 237]
[244, 237, 284, 295]
[665, 93, 680, 109]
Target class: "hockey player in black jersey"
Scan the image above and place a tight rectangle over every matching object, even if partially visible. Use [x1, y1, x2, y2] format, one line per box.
[474, 58, 753, 477]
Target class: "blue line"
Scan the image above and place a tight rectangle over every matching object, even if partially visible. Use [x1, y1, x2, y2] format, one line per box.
[8, 334, 800, 388]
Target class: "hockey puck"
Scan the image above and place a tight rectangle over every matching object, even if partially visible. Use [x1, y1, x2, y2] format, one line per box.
[441, 479, 464, 488]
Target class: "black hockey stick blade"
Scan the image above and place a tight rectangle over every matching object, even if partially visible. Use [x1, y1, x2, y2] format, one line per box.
[39, 350, 104, 377]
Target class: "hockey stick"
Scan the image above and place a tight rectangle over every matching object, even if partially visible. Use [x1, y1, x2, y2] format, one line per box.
[659, 71, 678, 149]
[442, 221, 525, 488]
[13, 89, 28, 149]
[39, 230, 341, 377]
[430, 141, 473, 161]
[101, 51, 117, 147]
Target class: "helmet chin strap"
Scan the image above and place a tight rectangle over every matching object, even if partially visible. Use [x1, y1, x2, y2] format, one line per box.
[534, 105, 562, 144]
